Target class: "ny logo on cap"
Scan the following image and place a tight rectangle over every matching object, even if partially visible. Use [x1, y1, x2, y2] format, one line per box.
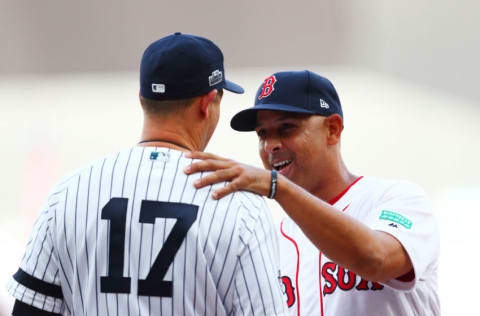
[258, 75, 277, 100]
[209, 70, 223, 87]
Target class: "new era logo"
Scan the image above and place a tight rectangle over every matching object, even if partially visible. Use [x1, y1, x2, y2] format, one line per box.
[320, 99, 329, 109]
[152, 83, 165, 93]
[209, 70, 223, 87]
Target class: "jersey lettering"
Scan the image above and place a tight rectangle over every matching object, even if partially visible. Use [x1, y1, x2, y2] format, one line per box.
[337, 267, 356, 291]
[258, 75, 277, 100]
[322, 261, 384, 295]
[280, 276, 296, 307]
[101, 198, 131, 293]
[322, 262, 337, 295]
[371, 281, 384, 290]
[355, 278, 369, 291]
[101, 198, 198, 297]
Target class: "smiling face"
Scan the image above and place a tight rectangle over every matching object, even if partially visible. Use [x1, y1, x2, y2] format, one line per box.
[255, 110, 341, 194]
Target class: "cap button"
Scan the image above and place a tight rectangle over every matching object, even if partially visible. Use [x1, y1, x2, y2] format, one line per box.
[174, 32, 182, 36]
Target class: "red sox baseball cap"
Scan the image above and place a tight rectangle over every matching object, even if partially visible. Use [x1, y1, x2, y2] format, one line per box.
[230, 70, 343, 131]
[140, 32, 244, 100]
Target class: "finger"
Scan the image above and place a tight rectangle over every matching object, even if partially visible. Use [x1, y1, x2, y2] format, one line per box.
[193, 168, 238, 188]
[211, 180, 242, 200]
[184, 159, 232, 174]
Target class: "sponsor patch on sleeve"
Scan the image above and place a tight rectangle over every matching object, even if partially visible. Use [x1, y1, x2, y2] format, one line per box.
[379, 210, 412, 229]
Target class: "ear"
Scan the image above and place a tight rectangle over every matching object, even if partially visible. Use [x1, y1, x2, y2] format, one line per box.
[325, 114, 343, 145]
[138, 92, 146, 111]
[199, 89, 218, 117]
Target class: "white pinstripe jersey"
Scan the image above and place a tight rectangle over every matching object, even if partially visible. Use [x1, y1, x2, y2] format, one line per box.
[8, 147, 288, 316]
[278, 176, 440, 316]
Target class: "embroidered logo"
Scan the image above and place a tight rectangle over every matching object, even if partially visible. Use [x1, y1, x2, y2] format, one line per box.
[151, 83, 165, 93]
[320, 99, 329, 109]
[258, 75, 277, 100]
[380, 210, 412, 229]
[209, 70, 223, 86]
[150, 151, 169, 163]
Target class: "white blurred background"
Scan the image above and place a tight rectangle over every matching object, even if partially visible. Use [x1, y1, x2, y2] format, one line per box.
[1, 1, 479, 315]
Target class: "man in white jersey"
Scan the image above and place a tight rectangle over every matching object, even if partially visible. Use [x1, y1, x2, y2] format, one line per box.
[185, 70, 440, 315]
[7, 33, 288, 316]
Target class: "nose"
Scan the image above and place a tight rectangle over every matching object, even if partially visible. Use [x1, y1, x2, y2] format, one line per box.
[262, 135, 282, 154]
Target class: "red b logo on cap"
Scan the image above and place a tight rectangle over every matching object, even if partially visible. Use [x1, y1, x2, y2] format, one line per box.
[258, 75, 277, 100]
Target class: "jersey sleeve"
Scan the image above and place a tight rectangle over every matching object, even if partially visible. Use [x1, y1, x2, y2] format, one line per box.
[231, 195, 288, 316]
[7, 195, 65, 315]
[365, 181, 440, 291]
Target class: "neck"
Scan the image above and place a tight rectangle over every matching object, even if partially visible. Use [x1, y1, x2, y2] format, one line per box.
[139, 117, 203, 152]
[311, 155, 358, 204]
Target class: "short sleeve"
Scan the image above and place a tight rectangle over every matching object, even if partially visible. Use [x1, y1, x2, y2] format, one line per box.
[365, 181, 440, 291]
[231, 194, 288, 316]
[7, 198, 65, 315]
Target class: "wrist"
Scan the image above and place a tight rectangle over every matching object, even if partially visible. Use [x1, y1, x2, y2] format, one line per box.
[268, 170, 278, 199]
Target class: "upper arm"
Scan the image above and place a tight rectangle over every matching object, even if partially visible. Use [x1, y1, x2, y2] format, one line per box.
[371, 230, 414, 282]
[8, 203, 65, 315]
[366, 181, 440, 289]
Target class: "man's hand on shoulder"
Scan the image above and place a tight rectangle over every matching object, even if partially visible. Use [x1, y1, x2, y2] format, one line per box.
[184, 151, 271, 199]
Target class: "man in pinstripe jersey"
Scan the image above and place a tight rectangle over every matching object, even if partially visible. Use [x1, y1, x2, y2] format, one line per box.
[7, 33, 288, 316]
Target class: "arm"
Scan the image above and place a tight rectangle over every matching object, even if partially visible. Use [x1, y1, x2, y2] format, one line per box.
[274, 174, 412, 283]
[184, 152, 412, 283]
[7, 202, 65, 315]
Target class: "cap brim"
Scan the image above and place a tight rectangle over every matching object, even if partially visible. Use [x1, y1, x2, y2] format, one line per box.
[223, 80, 244, 94]
[230, 103, 315, 131]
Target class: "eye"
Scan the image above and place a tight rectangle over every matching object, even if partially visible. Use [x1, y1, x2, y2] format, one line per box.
[256, 128, 266, 139]
[279, 123, 295, 134]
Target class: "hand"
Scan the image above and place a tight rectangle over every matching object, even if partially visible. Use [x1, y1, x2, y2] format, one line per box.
[184, 151, 271, 199]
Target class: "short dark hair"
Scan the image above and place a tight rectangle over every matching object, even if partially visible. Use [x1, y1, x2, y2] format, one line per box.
[140, 89, 223, 116]
[140, 96, 196, 116]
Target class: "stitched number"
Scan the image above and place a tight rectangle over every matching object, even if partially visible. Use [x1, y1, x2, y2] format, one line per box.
[100, 198, 131, 293]
[138, 200, 198, 296]
[100, 199, 198, 297]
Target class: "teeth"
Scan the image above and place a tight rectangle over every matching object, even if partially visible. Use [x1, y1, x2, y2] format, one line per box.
[273, 160, 292, 169]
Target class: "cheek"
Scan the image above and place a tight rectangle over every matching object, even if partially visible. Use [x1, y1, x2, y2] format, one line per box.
[258, 141, 269, 168]
[295, 136, 321, 164]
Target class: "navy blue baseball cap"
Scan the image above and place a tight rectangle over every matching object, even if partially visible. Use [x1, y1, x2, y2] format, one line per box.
[230, 70, 343, 131]
[140, 32, 244, 100]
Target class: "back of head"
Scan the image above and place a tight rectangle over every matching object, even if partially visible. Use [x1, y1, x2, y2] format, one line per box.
[139, 32, 244, 116]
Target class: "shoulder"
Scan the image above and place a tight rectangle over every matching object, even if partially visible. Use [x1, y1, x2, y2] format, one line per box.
[360, 177, 429, 201]
[226, 190, 274, 232]
[347, 177, 433, 222]
[224, 189, 268, 213]
[46, 148, 133, 201]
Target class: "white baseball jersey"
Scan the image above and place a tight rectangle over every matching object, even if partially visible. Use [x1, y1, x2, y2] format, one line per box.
[278, 176, 440, 316]
[8, 146, 288, 316]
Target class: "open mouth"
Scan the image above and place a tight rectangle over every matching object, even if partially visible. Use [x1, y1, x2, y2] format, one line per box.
[272, 160, 292, 172]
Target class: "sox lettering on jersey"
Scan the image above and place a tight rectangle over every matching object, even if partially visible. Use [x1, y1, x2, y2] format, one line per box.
[322, 261, 383, 295]
[280, 261, 384, 306]
[258, 75, 277, 100]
